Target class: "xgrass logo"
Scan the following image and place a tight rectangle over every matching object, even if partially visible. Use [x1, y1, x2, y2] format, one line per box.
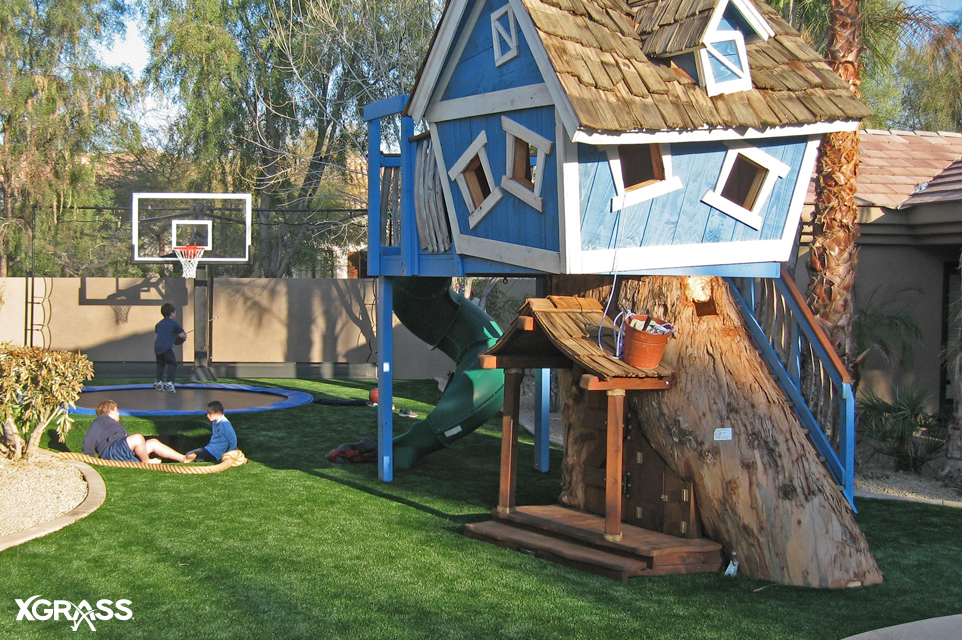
[16, 596, 132, 631]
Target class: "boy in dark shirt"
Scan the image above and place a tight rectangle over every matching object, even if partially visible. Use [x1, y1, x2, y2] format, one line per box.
[82, 400, 196, 464]
[154, 303, 187, 393]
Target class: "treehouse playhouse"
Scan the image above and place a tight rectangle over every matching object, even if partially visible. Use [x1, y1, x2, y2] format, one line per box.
[363, 0, 882, 586]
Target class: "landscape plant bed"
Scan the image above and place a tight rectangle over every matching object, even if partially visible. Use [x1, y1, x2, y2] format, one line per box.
[1, 378, 960, 640]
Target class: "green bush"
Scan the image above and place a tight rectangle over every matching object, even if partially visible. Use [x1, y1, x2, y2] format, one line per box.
[0, 343, 94, 460]
[857, 385, 947, 473]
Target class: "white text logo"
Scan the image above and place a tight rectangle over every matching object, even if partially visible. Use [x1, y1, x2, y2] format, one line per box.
[15, 596, 132, 631]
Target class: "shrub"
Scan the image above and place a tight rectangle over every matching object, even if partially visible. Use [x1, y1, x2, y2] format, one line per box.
[857, 385, 947, 474]
[0, 343, 94, 460]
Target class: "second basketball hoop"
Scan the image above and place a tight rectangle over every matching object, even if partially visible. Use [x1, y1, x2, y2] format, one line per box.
[174, 245, 206, 278]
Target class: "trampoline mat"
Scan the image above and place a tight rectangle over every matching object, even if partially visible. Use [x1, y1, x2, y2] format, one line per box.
[74, 384, 314, 416]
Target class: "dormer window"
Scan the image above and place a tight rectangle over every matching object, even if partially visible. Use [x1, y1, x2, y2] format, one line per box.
[697, 30, 751, 96]
[491, 4, 519, 67]
[449, 131, 503, 229]
[690, 0, 775, 96]
[606, 144, 683, 212]
[500, 116, 552, 212]
[701, 144, 790, 230]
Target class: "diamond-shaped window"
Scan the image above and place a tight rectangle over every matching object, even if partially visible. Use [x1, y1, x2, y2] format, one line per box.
[491, 5, 519, 67]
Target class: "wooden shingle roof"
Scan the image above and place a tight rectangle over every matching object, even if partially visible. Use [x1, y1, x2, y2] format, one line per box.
[631, 0, 719, 56]
[518, 0, 872, 132]
[480, 296, 674, 381]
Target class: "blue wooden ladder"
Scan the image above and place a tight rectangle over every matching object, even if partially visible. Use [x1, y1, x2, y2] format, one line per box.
[726, 268, 856, 508]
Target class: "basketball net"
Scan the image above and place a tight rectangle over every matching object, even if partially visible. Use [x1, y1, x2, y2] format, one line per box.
[174, 245, 205, 279]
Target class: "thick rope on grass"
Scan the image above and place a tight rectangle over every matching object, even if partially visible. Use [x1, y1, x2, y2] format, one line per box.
[54, 450, 247, 473]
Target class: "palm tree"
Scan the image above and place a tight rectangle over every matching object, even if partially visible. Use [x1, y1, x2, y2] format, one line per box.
[768, 0, 959, 370]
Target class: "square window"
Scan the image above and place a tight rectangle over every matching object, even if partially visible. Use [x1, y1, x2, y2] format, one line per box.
[719, 153, 766, 210]
[619, 144, 665, 192]
[512, 138, 534, 189]
[606, 143, 683, 212]
[701, 144, 790, 230]
[464, 155, 492, 208]
[500, 116, 552, 212]
[448, 131, 503, 229]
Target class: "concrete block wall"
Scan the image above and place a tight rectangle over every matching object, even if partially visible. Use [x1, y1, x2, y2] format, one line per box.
[0, 277, 456, 380]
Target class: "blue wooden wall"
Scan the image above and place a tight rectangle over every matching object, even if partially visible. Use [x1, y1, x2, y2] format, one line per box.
[440, 0, 544, 102]
[577, 137, 808, 252]
[435, 106, 559, 252]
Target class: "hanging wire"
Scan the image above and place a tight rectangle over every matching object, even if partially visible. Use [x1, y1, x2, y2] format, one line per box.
[597, 211, 631, 358]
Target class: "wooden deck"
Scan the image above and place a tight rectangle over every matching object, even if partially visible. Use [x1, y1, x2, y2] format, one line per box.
[464, 505, 725, 582]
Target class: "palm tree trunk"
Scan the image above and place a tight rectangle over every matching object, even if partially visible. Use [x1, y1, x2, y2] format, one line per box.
[807, 0, 864, 370]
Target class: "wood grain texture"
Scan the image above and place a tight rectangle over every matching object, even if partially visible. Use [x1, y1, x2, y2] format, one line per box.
[605, 275, 882, 587]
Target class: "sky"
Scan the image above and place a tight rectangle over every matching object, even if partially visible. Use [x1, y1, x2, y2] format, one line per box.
[97, 19, 150, 79]
[917, 0, 962, 20]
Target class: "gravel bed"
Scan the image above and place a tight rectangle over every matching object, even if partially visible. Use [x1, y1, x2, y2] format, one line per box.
[0, 455, 88, 537]
[855, 453, 962, 503]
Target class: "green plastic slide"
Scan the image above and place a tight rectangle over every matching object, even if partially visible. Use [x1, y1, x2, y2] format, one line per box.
[391, 277, 505, 469]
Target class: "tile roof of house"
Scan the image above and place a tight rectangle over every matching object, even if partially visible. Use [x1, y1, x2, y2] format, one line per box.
[901, 155, 962, 207]
[518, 0, 871, 132]
[805, 130, 962, 209]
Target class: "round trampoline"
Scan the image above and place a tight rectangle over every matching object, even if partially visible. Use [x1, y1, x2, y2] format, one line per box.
[73, 383, 314, 417]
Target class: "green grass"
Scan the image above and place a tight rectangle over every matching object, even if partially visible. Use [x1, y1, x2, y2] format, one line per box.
[2, 378, 961, 639]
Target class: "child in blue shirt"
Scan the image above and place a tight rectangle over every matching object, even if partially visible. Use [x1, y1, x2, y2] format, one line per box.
[188, 401, 238, 462]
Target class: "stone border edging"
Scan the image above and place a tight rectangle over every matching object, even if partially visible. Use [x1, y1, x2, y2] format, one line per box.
[854, 490, 962, 509]
[0, 455, 106, 552]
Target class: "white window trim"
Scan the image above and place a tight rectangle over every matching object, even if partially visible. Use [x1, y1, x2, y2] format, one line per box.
[705, 0, 775, 42]
[500, 116, 553, 212]
[605, 144, 683, 212]
[448, 130, 503, 229]
[491, 4, 519, 67]
[696, 30, 752, 97]
[701, 144, 790, 230]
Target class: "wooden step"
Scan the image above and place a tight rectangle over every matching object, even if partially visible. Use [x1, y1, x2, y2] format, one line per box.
[496, 505, 724, 573]
[464, 505, 726, 581]
[464, 520, 650, 582]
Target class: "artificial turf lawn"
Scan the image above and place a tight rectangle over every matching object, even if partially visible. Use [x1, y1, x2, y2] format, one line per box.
[1, 378, 960, 639]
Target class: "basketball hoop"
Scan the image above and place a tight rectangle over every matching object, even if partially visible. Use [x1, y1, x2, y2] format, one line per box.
[174, 245, 205, 278]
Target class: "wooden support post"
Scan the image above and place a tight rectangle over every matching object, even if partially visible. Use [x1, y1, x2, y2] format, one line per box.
[605, 388, 626, 541]
[498, 368, 524, 514]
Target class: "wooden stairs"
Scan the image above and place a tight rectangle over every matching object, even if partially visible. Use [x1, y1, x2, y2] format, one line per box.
[464, 505, 725, 582]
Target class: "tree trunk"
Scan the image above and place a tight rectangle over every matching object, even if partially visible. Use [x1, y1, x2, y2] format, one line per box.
[808, 130, 861, 369]
[945, 271, 962, 477]
[808, 0, 863, 370]
[556, 275, 882, 587]
[3, 415, 22, 459]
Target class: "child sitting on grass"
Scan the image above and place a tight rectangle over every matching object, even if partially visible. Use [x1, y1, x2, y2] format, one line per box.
[186, 401, 238, 462]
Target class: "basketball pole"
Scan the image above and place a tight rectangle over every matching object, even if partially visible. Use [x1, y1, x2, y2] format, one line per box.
[189, 264, 217, 382]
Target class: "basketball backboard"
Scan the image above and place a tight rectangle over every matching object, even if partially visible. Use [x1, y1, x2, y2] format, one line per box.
[132, 193, 252, 264]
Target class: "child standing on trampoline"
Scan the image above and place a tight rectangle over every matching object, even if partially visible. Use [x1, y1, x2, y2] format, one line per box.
[154, 303, 187, 393]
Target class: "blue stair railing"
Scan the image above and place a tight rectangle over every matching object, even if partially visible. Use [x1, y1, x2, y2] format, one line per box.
[726, 267, 856, 508]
